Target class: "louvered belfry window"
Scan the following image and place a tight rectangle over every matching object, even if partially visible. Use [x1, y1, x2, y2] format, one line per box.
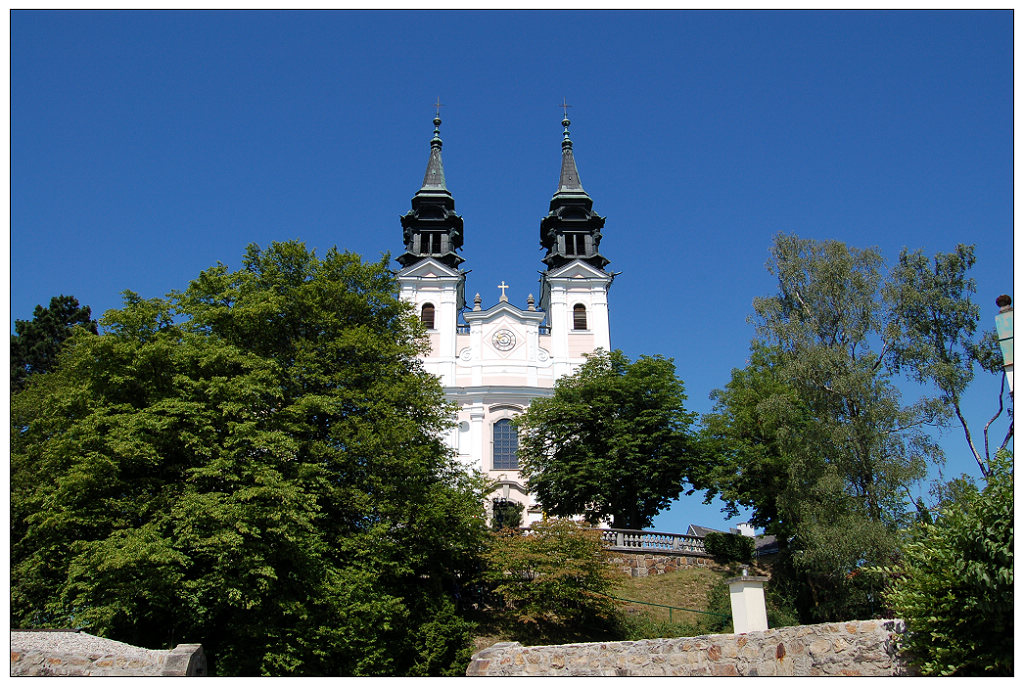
[421, 303, 435, 329]
[493, 419, 519, 470]
[573, 304, 588, 331]
[423, 232, 443, 254]
[565, 233, 586, 256]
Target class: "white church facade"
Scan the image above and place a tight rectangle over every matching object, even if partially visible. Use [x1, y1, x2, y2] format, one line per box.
[394, 113, 614, 525]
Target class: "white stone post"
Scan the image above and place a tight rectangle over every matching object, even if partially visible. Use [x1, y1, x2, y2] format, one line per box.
[725, 573, 769, 633]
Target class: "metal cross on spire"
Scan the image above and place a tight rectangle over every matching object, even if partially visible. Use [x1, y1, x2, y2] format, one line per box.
[434, 97, 444, 118]
[560, 98, 572, 118]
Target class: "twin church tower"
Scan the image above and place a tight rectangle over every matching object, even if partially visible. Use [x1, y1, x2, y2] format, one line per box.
[394, 111, 615, 525]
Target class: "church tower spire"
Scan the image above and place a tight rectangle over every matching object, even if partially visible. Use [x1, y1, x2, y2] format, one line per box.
[539, 111, 609, 271]
[398, 110, 464, 268]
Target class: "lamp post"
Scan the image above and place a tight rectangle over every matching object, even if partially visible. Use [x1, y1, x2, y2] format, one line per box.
[995, 295, 1013, 398]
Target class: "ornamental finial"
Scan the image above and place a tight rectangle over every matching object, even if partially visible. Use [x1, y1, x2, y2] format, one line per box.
[431, 97, 443, 147]
[560, 99, 573, 149]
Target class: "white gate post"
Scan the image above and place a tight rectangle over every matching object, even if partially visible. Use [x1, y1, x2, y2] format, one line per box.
[725, 572, 769, 633]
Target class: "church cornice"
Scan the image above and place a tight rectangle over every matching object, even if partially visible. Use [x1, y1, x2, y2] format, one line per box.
[462, 300, 547, 325]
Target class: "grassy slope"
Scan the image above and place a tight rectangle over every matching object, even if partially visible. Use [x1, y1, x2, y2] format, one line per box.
[608, 566, 727, 628]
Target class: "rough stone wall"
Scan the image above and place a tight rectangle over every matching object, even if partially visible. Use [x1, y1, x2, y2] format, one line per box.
[466, 619, 910, 676]
[607, 550, 713, 577]
[10, 631, 206, 676]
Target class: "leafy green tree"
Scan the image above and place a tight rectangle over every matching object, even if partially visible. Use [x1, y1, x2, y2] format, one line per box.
[482, 519, 615, 628]
[11, 294, 97, 390]
[698, 234, 1001, 622]
[515, 349, 700, 530]
[11, 242, 489, 676]
[877, 451, 1013, 675]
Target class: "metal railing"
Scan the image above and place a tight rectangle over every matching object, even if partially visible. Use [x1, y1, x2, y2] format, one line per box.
[596, 592, 730, 624]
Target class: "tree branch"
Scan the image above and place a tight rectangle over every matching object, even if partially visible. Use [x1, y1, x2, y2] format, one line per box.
[953, 401, 988, 477]
[999, 421, 1013, 453]
[982, 374, 1006, 463]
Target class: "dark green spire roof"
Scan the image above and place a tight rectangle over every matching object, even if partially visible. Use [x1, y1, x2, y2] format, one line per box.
[540, 114, 608, 271]
[554, 116, 587, 196]
[398, 112, 464, 269]
[420, 116, 448, 191]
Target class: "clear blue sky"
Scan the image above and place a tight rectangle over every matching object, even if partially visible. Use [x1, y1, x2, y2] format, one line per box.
[11, 10, 1013, 534]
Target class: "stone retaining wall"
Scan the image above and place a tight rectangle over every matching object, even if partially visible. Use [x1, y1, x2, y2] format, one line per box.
[466, 619, 910, 676]
[10, 631, 206, 676]
[607, 550, 713, 577]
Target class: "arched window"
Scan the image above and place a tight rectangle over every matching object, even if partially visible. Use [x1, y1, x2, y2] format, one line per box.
[573, 304, 588, 331]
[493, 419, 519, 470]
[421, 303, 436, 330]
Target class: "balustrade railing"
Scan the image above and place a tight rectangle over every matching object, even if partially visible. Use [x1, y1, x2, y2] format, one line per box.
[514, 526, 708, 555]
[599, 528, 707, 555]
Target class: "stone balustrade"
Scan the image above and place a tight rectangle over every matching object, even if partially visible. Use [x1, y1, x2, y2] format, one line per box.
[600, 528, 708, 555]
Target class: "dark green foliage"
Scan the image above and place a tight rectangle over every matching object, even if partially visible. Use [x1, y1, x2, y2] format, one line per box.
[878, 451, 1013, 676]
[516, 349, 700, 530]
[702, 532, 755, 564]
[482, 519, 616, 629]
[10, 242, 489, 675]
[11, 294, 97, 390]
[490, 499, 524, 531]
[763, 581, 801, 629]
[405, 597, 478, 677]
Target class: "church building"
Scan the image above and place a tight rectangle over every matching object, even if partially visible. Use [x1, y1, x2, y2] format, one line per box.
[394, 112, 614, 525]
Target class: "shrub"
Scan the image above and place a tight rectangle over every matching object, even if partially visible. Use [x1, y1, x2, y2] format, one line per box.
[703, 532, 755, 564]
[482, 519, 615, 627]
[490, 499, 524, 531]
[879, 451, 1013, 675]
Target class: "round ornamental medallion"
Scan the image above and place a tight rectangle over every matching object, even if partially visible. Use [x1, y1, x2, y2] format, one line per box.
[492, 329, 517, 351]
